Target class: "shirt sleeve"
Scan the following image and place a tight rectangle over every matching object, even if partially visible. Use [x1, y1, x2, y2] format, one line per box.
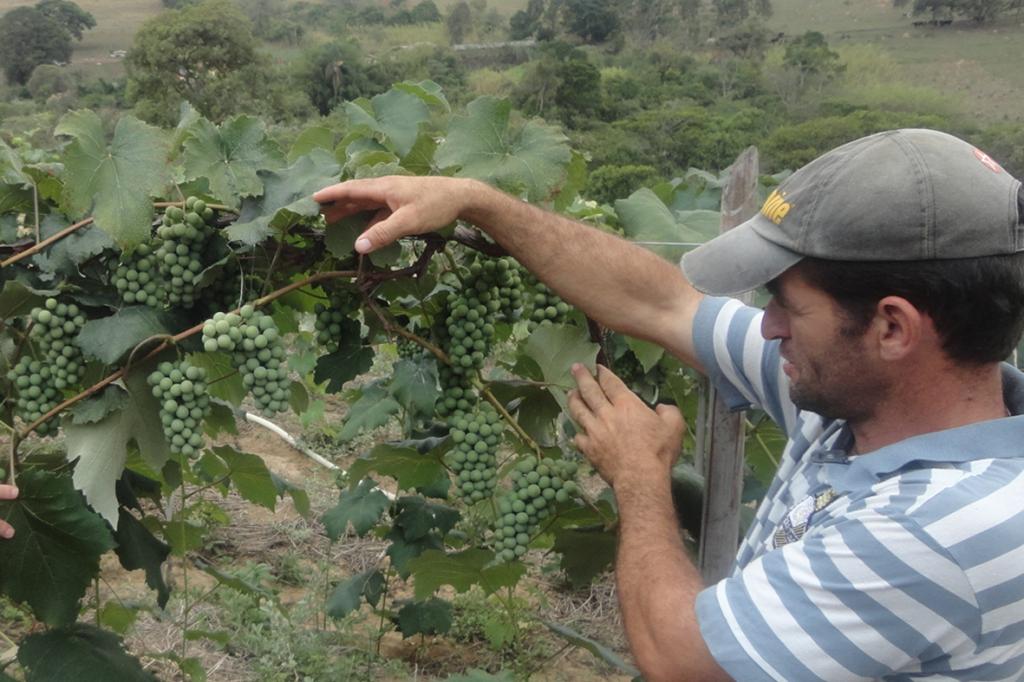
[695, 504, 979, 682]
[692, 296, 797, 435]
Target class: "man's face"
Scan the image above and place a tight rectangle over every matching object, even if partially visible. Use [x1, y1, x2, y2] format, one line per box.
[761, 269, 890, 422]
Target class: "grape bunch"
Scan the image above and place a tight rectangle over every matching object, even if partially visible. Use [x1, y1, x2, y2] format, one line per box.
[448, 402, 504, 503]
[148, 360, 211, 458]
[524, 277, 571, 332]
[491, 456, 581, 562]
[202, 305, 289, 415]
[492, 257, 526, 319]
[8, 357, 61, 436]
[442, 272, 499, 377]
[397, 337, 428, 360]
[29, 298, 86, 390]
[111, 242, 162, 308]
[154, 197, 217, 308]
[314, 288, 360, 352]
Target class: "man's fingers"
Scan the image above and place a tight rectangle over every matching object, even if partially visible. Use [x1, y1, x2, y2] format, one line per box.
[567, 389, 597, 433]
[656, 403, 685, 436]
[0, 485, 18, 500]
[571, 364, 609, 411]
[313, 178, 389, 206]
[354, 206, 420, 254]
[596, 365, 633, 402]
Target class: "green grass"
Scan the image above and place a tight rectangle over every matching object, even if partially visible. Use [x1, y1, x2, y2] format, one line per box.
[767, 0, 1024, 123]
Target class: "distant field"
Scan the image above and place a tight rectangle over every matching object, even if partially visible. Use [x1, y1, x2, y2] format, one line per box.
[768, 0, 1024, 123]
[0, 0, 163, 79]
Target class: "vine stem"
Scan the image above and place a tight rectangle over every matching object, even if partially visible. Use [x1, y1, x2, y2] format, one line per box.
[477, 383, 544, 458]
[17, 269, 357, 440]
[0, 202, 233, 269]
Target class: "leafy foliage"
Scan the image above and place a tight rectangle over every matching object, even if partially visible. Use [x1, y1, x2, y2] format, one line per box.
[0, 6, 73, 86]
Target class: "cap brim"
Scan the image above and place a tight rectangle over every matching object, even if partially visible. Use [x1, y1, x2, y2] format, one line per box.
[680, 215, 802, 296]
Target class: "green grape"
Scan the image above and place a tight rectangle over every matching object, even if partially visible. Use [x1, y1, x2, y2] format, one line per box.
[201, 305, 289, 416]
[111, 241, 163, 308]
[154, 197, 218, 309]
[28, 298, 87, 392]
[448, 402, 504, 503]
[522, 272, 572, 332]
[148, 359, 211, 458]
[7, 356, 60, 436]
[490, 456, 581, 562]
[314, 288, 360, 352]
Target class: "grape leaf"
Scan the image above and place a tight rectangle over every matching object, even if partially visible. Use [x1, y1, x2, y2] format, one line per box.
[325, 568, 386, 619]
[32, 213, 114, 277]
[189, 352, 246, 406]
[18, 623, 156, 681]
[389, 358, 439, 418]
[0, 469, 116, 626]
[271, 473, 310, 517]
[182, 115, 286, 208]
[69, 385, 130, 425]
[67, 366, 171, 526]
[407, 548, 525, 599]
[435, 96, 571, 202]
[523, 324, 600, 410]
[392, 496, 460, 541]
[55, 111, 169, 249]
[322, 478, 391, 540]
[348, 444, 447, 493]
[395, 598, 453, 637]
[0, 139, 29, 185]
[314, 334, 374, 393]
[394, 79, 450, 112]
[289, 125, 337, 162]
[615, 188, 719, 263]
[386, 529, 443, 578]
[211, 445, 278, 511]
[114, 509, 171, 608]
[76, 306, 182, 365]
[626, 337, 665, 373]
[552, 527, 616, 588]
[0, 279, 54, 320]
[98, 600, 139, 635]
[344, 88, 430, 158]
[541, 620, 640, 677]
[338, 384, 401, 442]
[226, 149, 340, 246]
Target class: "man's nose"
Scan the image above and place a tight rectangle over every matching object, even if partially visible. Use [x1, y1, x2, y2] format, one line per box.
[761, 300, 788, 340]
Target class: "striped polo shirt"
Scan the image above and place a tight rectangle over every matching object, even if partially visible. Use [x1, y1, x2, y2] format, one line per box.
[692, 296, 1024, 681]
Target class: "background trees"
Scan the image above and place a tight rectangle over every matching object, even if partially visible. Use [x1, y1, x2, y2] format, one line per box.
[0, 0, 94, 87]
[125, 0, 271, 124]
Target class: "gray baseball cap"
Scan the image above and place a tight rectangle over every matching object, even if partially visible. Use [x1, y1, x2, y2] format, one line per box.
[681, 128, 1024, 296]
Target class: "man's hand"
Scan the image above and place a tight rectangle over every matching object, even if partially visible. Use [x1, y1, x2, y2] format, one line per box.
[567, 364, 684, 489]
[0, 484, 18, 539]
[314, 176, 476, 254]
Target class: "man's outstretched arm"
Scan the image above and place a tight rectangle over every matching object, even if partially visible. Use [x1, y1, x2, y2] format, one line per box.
[314, 177, 706, 369]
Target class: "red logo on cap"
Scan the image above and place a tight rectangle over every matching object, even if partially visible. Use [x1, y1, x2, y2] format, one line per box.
[973, 148, 1003, 173]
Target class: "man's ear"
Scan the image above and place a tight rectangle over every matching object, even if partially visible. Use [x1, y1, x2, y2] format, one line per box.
[872, 296, 925, 361]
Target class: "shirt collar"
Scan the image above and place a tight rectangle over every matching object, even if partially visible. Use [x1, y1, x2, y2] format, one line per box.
[833, 363, 1024, 494]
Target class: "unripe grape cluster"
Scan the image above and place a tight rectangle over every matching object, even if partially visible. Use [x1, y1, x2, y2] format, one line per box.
[29, 298, 86, 390]
[448, 402, 504, 503]
[155, 197, 217, 308]
[111, 242, 162, 308]
[6, 298, 87, 436]
[202, 305, 288, 415]
[148, 360, 211, 458]
[491, 456, 580, 562]
[314, 288, 359, 353]
[8, 357, 60, 436]
[524, 277, 571, 332]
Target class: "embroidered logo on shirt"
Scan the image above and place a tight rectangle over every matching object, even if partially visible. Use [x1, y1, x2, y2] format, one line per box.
[771, 487, 838, 549]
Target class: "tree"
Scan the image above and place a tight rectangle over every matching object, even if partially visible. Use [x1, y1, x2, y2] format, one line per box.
[446, 1, 472, 44]
[0, 7, 72, 86]
[125, 0, 267, 124]
[297, 40, 393, 116]
[36, 0, 95, 40]
[510, 0, 545, 39]
[712, 0, 772, 28]
[562, 0, 621, 43]
[783, 31, 844, 91]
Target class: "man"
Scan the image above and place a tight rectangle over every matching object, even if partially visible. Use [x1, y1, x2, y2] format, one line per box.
[0, 484, 15, 539]
[315, 128, 1024, 680]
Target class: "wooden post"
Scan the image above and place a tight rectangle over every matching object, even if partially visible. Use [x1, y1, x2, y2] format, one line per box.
[697, 146, 761, 584]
